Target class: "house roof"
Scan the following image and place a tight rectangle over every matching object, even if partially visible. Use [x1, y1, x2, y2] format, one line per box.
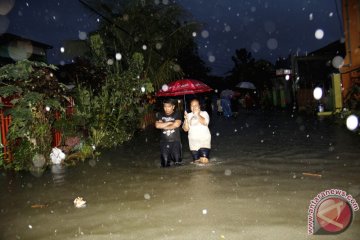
[0, 33, 53, 49]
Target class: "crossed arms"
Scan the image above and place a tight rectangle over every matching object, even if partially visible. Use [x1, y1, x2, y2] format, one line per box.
[155, 120, 182, 130]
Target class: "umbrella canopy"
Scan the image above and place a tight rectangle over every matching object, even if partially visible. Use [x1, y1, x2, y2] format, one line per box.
[220, 89, 234, 98]
[155, 79, 213, 97]
[236, 81, 256, 90]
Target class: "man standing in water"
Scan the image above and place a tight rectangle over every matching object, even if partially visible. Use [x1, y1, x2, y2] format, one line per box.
[155, 99, 182, 167]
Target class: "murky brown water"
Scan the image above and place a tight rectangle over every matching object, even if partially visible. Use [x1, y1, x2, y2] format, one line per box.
[1, 110, 359, 239]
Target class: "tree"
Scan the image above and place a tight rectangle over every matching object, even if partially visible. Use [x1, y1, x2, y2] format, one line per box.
[226, 48, 255, 87]
[81, 0, 203, 89]
[226, 48, 274, 91]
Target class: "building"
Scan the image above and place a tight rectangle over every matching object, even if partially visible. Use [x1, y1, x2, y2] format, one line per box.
[0, 33, 52, 66]
[340, 0, 360, 109]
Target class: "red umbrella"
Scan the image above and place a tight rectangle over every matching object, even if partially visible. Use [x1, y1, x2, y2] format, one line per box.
[156, 79, 212, 96]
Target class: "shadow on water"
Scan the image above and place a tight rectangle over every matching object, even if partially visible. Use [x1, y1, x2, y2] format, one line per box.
[1, 110, 360, 239]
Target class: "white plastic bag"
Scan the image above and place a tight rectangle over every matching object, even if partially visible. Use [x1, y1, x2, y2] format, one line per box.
[50, 147, 66, 164]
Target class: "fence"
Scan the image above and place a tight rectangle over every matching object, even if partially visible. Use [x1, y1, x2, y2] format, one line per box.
[0, 97, 75, 163]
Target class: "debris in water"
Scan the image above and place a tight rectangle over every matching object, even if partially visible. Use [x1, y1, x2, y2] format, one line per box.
[74, 197, 87, 208]
[302, 172, 322, 178]
[31, 204, 48, 208]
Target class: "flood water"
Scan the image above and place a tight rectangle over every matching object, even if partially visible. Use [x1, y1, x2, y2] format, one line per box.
[1, 110, 359, 239]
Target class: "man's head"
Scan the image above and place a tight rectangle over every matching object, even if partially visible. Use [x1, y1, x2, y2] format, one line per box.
[163, 99, 175, 115]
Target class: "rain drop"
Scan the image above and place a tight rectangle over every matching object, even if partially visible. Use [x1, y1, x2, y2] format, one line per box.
[115, 53, 122, 60]
[346, 115, 358, 131]
[107, 59, 114, 65]
[173, 64, 181, 72]
[155, 43, 162, 50]
[216, 132, 220, 136]
[315, 29, 324, 40]
[332, 56, 344, 69]
[0, 0, 15, 15]
[144, 193, 151, 200]
[142, 45, 147, 50]
[60, 47, 65, 53]
[309, 13, 314, 21]
[192, 32, 197, 37]
[202, 209, 207, 215]
[28, 225, 32, 229]
[313, 87, 323, 100]
[162, 84, 169, 91]
[224, 169, 232, 176]
[208, 55, 216, 62]
[329, 12, 333, 17]
[89, 159, 96, 167]
[201, 30, 209, 38]
[78, 31, 87, 40]
[267, 38, 278, 50]
[141, 86, 146, 93]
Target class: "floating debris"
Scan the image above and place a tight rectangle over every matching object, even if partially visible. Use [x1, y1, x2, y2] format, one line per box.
[74, 197, 87, 208]
[31, 204, 48, 209]
[302, 172, 322, 178]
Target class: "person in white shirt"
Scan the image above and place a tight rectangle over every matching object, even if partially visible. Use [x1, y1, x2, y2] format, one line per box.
[182, 99, 211, 164]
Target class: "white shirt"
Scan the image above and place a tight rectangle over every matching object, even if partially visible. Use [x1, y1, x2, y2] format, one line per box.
[186, 111, 211, 151]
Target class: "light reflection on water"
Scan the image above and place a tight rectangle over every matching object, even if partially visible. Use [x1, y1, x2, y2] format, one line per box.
[51, 164, 66, 186]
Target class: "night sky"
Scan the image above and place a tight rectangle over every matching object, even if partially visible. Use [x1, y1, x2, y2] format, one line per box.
[2, 0, 344, 76]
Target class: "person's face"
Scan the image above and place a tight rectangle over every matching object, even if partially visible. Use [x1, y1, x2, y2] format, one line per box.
[190, 100, 200, 113]
[163, 103, 175, 115]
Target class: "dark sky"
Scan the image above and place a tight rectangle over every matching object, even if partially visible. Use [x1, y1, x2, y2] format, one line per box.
[2, 0, 343, 76]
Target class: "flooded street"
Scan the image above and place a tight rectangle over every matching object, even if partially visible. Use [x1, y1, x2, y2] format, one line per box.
[1, 110, 360, 240]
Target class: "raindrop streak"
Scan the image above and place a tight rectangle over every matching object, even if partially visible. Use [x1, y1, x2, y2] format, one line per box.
[309, 13, 314, 21]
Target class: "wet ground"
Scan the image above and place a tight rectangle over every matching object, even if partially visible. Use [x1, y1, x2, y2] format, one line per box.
[1, 109, 360, 239]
